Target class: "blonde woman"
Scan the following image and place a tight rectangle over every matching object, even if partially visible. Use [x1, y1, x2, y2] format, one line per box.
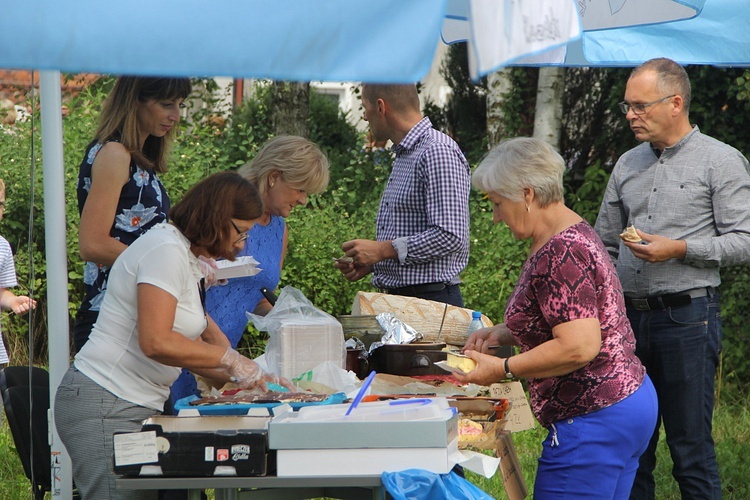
[169, 135, 329, 406]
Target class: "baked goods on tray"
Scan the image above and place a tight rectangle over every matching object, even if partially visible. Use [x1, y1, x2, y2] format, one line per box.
[190, 390, 330, 406]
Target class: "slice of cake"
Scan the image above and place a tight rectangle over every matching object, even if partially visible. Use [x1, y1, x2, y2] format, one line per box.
[446, 352, 476, 373]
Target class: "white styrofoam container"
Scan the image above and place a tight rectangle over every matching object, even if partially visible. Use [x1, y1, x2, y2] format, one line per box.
[269, 399, 458, 449]
[213, 256, 261, 280]
[276, 438, 458, 476]
[264, 321, 345, 379]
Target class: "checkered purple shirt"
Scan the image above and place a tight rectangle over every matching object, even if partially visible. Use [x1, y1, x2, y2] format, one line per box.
[372, 117, 471, 289]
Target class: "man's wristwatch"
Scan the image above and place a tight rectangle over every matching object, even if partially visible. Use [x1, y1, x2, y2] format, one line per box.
[504, 357, 514, 379]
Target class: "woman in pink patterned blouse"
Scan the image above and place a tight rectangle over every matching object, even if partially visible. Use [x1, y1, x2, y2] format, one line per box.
[454, 138, 657, 499]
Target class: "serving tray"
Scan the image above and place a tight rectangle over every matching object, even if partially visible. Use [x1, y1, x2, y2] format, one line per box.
[174, 392, 347, 415]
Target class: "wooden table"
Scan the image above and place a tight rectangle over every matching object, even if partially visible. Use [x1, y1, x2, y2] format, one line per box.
[116, 474, 387, 500]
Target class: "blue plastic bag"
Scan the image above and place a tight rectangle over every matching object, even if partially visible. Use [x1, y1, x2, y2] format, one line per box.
[382, 469, 494, 500]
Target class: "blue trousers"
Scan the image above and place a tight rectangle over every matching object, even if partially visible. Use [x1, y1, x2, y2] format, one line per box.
[534, 376, 657, 499]
[627, 294, 722, 500]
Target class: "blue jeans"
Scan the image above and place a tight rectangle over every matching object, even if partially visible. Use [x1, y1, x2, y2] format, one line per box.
[627, 293, 722, 500]
[414, 284, 464, 307]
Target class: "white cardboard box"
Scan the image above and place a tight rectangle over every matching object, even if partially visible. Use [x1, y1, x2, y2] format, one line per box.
[269, 400, 457, 449]
[276, 438, 458, 477]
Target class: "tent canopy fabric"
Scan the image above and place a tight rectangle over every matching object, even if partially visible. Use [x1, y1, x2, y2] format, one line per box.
[576, 0, 703, 31]
[3, 0, 747, 81]
[515, 0, 749, 67]
[582, 0, 750, 66]
[1, 0, 447, 83]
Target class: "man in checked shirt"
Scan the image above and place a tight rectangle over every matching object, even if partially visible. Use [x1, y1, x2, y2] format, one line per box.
[334, 83, 470, 307]
[595, 58, 750, 500]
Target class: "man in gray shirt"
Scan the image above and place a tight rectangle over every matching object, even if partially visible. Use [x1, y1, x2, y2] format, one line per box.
[595, 58, 750, 500]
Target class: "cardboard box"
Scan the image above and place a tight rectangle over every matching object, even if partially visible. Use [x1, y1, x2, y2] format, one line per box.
[269, 400, 457, 449]
[271, 398, 460, 476]
[497, 430, 528, 500]
[113, 416, 272, 477]
[489, 381, 536, 432]
[276, 438, 458, 477]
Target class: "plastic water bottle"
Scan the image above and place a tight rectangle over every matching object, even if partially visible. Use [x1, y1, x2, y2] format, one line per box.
[466, 311, 483, 340]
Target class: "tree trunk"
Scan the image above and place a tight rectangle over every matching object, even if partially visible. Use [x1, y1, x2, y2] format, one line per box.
[271, 81, 310, 137]
[533, 67, 565, 150]
[486, 68, 513, 149]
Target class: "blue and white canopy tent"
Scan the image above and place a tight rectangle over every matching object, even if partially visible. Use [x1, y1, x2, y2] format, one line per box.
[444, 0, 750, 72]
[1, 0, 749, 497]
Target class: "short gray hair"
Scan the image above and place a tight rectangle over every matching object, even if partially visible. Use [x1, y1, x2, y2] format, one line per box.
[238, 135, 330, 197]
[472, 137, 565, 207]
[631, 57, 691, 113]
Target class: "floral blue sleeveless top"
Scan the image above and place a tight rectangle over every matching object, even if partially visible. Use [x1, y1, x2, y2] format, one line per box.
[76, 140, 170, 313]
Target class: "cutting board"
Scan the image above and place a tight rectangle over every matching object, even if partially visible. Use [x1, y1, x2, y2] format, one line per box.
[351, 291, 493, 346]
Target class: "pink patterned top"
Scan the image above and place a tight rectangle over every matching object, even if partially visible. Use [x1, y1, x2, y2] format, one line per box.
[505, 221, 645, 427]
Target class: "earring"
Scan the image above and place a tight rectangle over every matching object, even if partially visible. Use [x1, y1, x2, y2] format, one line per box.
[270, 182, 275, 188]
[526, 205, 530, 213]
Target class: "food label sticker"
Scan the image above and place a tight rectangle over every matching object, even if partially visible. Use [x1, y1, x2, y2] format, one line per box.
[205, 446, 214, 461]
[114, 431, 158, 466]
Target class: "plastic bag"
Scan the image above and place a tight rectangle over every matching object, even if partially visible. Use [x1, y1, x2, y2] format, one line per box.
[293, 360, 361, 396]
[247, 286, 345, 378]
[247, 286, 339, 333]
[381, 469, 494, 500]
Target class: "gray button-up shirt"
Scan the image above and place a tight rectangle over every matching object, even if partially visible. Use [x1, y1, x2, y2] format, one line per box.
[594, 126, 750, 297]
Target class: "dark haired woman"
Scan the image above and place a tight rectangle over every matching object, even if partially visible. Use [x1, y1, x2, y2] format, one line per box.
[74, 76, 192, 352]
[56, 172, 291, 500]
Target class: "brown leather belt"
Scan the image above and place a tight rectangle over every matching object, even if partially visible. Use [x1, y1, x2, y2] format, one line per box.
[624, 287, 713, 311]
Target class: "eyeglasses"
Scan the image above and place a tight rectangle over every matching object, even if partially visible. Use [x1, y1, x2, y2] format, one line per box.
[230, 220, 249, 244]
[618, 95, 676, 115]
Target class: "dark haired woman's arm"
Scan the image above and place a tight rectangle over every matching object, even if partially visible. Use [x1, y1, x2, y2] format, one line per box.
[78, 142, 131, 265]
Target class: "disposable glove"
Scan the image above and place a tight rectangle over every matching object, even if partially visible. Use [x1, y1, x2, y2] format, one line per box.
[218, 347, 267, 390]
[198, 255, 228, 288]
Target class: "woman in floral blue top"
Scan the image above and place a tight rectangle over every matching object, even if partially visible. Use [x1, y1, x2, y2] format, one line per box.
[73, 76, 192, 352]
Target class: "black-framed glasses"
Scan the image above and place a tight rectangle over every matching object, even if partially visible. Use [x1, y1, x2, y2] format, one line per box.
[230, 220, 249, 244]
[618, 95, 676, 115]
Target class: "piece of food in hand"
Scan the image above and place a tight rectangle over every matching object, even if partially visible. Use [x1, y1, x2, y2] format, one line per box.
[619, 225, 642, 243]
[447, 352, 476, 373]
[333, 256, 354, 264]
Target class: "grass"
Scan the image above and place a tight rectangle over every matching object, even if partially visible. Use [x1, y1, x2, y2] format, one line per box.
[1, 402, 748, 499]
